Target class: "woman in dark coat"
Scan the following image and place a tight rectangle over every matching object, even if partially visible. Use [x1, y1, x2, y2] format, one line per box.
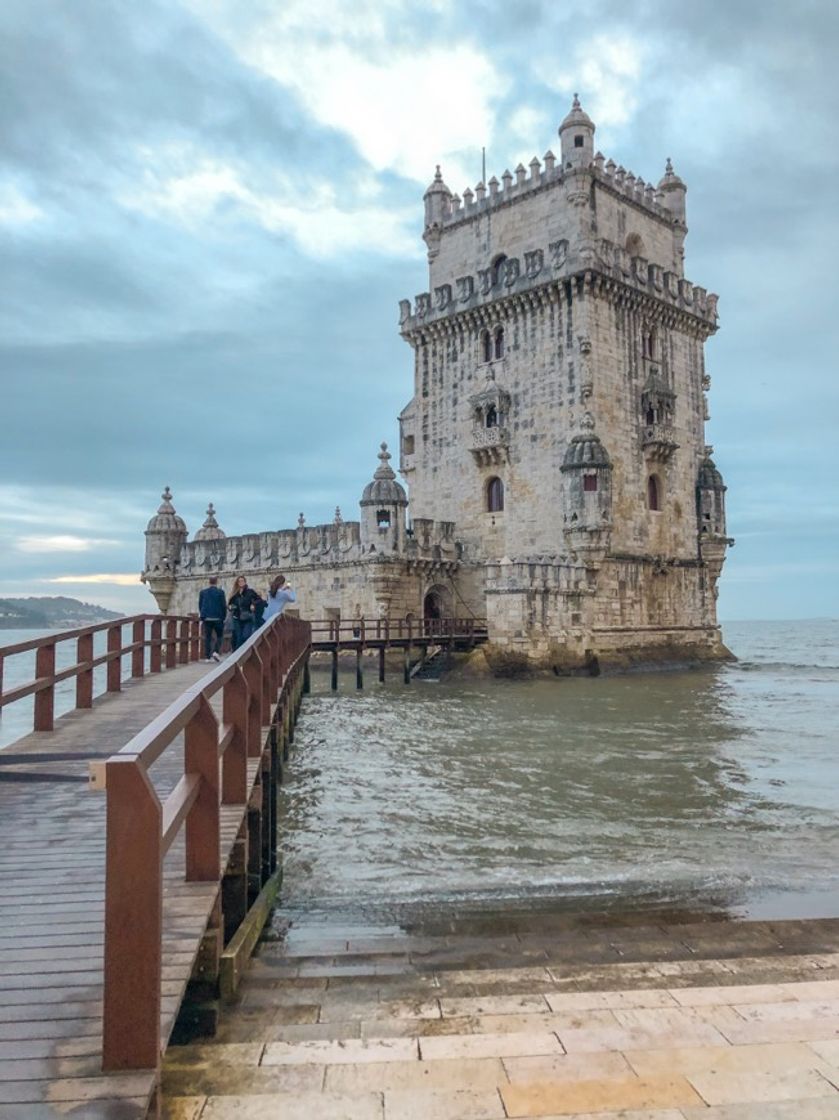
[228, 575, 261, 650]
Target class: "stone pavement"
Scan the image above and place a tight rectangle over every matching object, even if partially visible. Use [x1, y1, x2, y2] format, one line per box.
[162, 912, 839, 1119]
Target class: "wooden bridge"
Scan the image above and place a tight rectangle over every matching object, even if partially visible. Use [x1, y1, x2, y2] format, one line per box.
[310, 616, 488, 689]
[0, 613, 309, 1118]
[0, 613, 481, 1118]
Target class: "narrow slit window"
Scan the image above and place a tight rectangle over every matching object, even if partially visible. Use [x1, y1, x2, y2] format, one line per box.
[481, 330, 492, 363]
[494, 327, 504, 359]
[647, 475, 660, 511]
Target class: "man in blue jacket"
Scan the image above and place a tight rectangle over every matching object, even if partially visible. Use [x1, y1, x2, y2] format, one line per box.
[198, 575, 227, 662]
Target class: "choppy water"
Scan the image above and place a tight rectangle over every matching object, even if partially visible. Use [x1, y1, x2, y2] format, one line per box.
[279, 620, 839, 923]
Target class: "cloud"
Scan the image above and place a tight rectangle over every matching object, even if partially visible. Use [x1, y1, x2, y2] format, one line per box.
[0, 182, 42, 227]
[16, 535, 120, 553]
[47, 573, 140, 586]
[546, 32, 647, 132]
[190, 1, 504, 187]
[121, 153, 418, 258]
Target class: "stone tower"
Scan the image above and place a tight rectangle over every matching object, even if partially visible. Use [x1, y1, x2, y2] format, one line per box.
[398, 96, 731, 668]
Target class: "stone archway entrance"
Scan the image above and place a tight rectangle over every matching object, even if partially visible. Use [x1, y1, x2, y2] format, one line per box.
[423, 584, 452, 629]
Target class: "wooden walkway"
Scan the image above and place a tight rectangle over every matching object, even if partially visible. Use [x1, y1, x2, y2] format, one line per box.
[0, 660, 238, 1120]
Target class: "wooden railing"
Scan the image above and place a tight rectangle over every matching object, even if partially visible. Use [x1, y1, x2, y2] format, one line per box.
[0, 614, 201, 734]
[309, 617, 487, 643]
[99, 614, 310, 1072]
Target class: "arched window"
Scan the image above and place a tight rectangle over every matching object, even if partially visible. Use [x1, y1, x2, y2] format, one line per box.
[647, 474, 661, 511]
[485, 405, 497, 429]
[494, 326, 504, 359]
[491, 254, 507, 286]
[481, 329, 492, 363]
[486, 476, 504, 512]
[645, 405, 656, 425]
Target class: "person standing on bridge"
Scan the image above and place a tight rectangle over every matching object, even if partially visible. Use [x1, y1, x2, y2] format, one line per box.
[228, 575, 260, 650]
[263, 574, 297, 623]
[198, 575, 226, 662]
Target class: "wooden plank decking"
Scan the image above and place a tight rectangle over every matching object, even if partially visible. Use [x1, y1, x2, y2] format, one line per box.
[0, 661, 252, 1119]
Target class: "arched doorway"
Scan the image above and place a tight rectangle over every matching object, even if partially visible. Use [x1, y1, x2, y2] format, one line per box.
[423, 584, 452, 634]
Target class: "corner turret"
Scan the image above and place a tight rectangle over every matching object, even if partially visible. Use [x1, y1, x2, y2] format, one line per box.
[423, 165, 452, 261]
[559, 94, 595, 170]
[360, 443, 408, 554]
[657, 157, 687, 223]
[561, 413, 612, 561]
[142, 486, 188, 613]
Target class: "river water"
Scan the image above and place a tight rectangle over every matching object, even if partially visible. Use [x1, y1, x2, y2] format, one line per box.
[3, 620, 838, 922]
[279, 620, 839, 925]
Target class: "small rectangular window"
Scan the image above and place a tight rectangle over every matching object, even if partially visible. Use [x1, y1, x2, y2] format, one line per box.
[403, 434, 415, 455]
[574, 135, 584, 148]
[583, 475, 598, 492]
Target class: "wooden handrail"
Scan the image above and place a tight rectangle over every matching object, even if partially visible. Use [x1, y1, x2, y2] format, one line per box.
[307, 616, 487, 640]
[0, 614, 200, 733]
[161, 773, 200, 854]
[101, 613, 311, 1073]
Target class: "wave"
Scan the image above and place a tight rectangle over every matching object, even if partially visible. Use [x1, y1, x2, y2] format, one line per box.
[732, 660, 839, 673]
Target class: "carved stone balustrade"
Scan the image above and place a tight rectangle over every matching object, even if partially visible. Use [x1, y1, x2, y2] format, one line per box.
[642, 422, 679, 462]
[469, 424, 510, 466]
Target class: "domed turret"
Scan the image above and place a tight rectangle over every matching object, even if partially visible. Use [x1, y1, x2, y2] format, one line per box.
[423, 165, 452, 260]
[360, 443, 408, 554]
[194, 502, 226, 542]
[561, 413, 613, 560]
[143, 486, 188, 613]
[559, 94, 595, 170]
[696, 447, 728, 538]
[657, 157, 687, 224]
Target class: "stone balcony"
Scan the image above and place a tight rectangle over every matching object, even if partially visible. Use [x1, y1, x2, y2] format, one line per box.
[642, 422, 679, 462]
[469, 424, 509, 466]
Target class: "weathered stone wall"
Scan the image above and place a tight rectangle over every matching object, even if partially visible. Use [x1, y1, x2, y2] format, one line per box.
[166, 557, 485, 624]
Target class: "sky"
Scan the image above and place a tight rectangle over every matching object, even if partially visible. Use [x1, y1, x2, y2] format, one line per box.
[1, 0, 838, 621]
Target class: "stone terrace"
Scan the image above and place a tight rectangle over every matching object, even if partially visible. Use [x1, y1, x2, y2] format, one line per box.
[163, 911, 839, 1119]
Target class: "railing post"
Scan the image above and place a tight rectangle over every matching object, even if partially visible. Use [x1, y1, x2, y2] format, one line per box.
[178, 619, 190, 665]
[131, 620, 145, 679]
[33, 642, 55, 731]
[103, 758, 162, 1071]
[107, 626, 122, 693]
[166, 619, 177, 669]
[77, 633, 93, 708]
[222, 667, 249, 804]
[184, 696, 221, 881]
[190, 618, 201, 662]
[150, 618, 162, 673]
[242, 654, 263, 757]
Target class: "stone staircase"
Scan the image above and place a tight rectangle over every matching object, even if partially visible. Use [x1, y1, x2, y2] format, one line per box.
[163, 912, 839, 1119]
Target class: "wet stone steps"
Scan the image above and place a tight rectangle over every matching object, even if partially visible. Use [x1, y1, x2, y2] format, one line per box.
[162, 915, 839, 1118]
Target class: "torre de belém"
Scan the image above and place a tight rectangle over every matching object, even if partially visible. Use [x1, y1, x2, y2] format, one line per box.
[142, 97, 732, 672]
